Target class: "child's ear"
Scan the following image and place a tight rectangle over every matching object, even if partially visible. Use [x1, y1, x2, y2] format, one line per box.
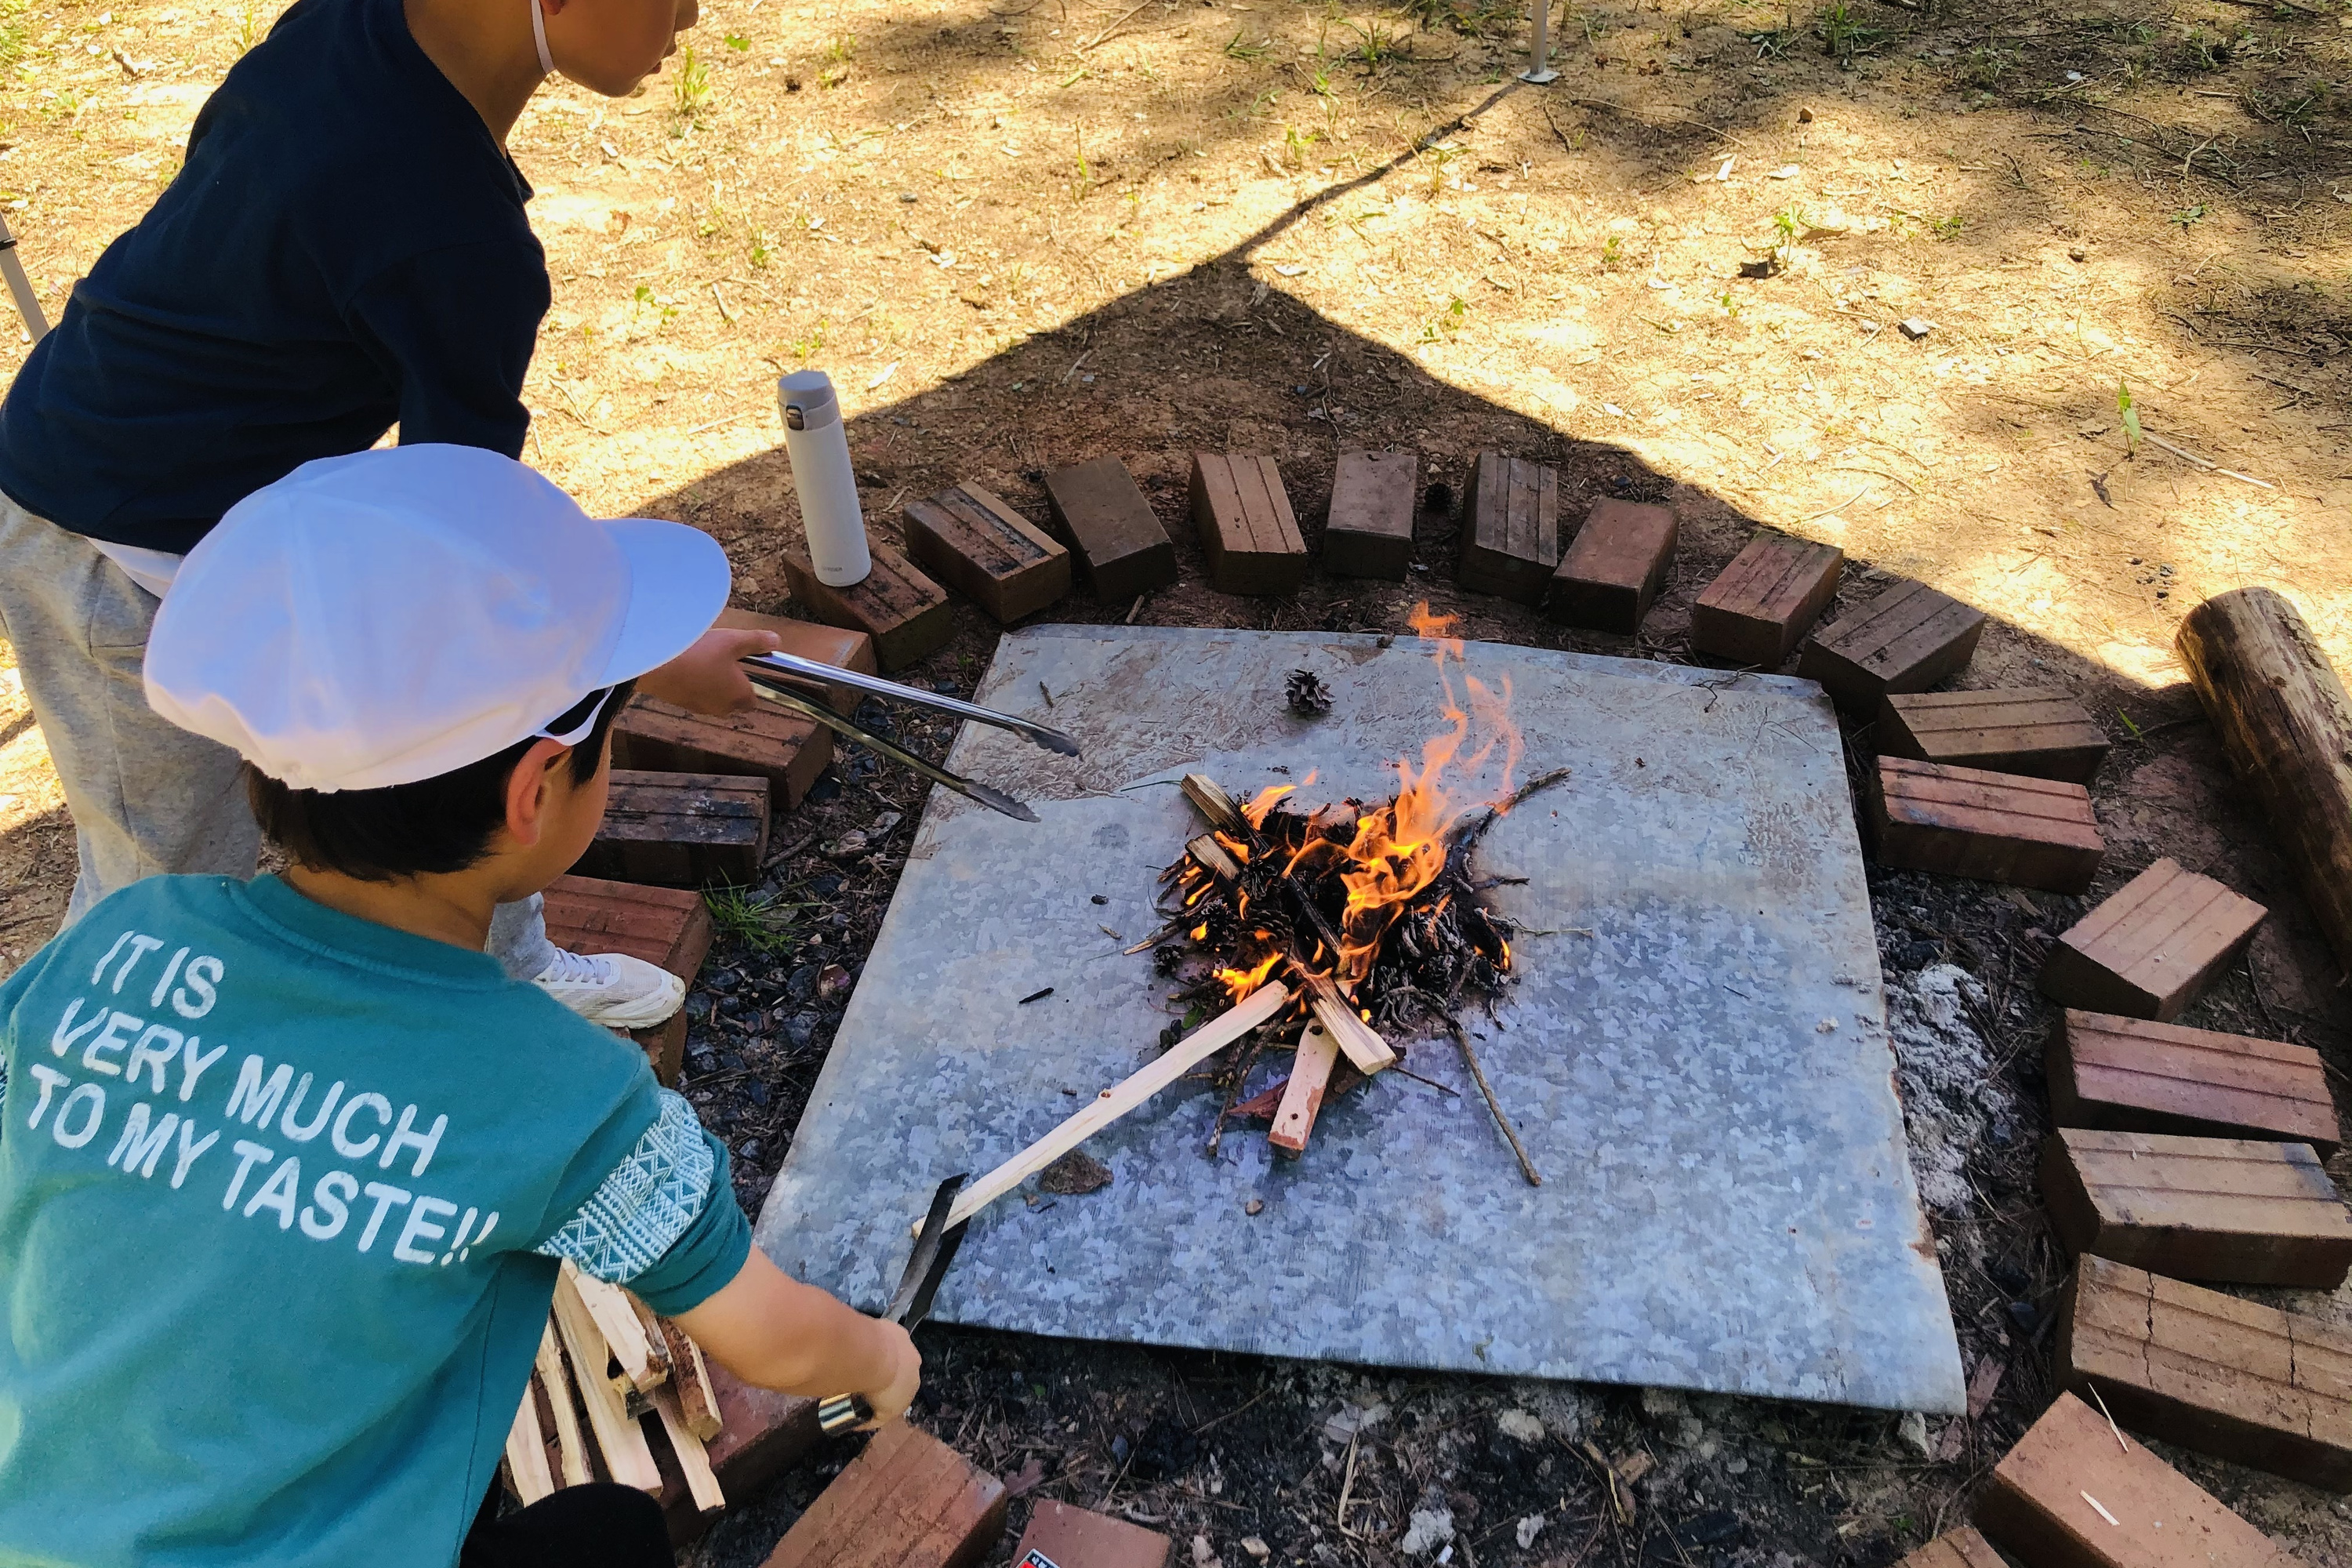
[503, 738, 575, 850]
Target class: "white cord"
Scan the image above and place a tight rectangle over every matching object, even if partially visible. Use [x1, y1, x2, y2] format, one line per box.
[528, 0, 554, 75]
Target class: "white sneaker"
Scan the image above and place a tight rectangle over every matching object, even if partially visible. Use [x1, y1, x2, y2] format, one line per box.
[531, 947, 688, 1029]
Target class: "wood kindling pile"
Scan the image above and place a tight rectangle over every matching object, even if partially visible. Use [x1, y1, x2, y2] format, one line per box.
[1144, 769, 1558, 1176]
[503, 1261, 727, 1515]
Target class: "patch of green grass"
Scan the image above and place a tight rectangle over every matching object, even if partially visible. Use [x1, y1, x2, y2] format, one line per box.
[1224, 31, 1271, 60]
[1958, 42, 2014, 89]
[787, 319, 826, 362]
[749, 228, 774, 268]
[1346, 17, 1404, 67]
[234, 0, 269, 54]
[724, 31, 750, 50]
[1600, 234, 1624, 270]
[2169, 202, 2208, 228]
[704, 888, 815, 954]
[631, 284, 678, 331]
[1931, 212, 1965, 240]
[1417, 295, 1468, 343]
[671, 45, 713, 129]
[2118, 377, 2140, 452]
[1397, 0, 1521, 38]
[1816, 1, 1886, 67]
[0, 0, 27, 71]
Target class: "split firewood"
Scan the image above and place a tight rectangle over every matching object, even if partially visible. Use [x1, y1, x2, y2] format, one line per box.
[655, 1315, 724, 1443]
[1296, 968, 1396, 1074]
[1186, 833, 1243, 884]
[1270, 1018, 1341, 1155]
[942, 980, 1291, 1229]
[551, 1271, 665, 1493]
[533, 1325, 591, 1489]
[651, 1384, 728, 1512]
[503, 1371, 557, 1506]
[1181, 772, 1244, 831]
[562, 1261, 666, 1396]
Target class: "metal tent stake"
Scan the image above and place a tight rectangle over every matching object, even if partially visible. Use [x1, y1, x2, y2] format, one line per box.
[1520, 0, 1559, 83]
[0, 213, 49, 345]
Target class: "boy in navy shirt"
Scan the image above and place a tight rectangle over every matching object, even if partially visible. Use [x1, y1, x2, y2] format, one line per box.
[0, 447, 920, 1568]
[0, 0, 765, 1026]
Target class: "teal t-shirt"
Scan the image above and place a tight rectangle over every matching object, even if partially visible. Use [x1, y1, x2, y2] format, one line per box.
[0, 875, 752, 1568]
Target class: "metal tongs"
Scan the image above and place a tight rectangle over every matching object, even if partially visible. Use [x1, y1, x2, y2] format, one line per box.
[740, 650, 1080, 823]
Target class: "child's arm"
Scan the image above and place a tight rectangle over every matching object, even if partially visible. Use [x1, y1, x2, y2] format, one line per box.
[672, 1248, 922, 1425]
[636, 626, 786, 717]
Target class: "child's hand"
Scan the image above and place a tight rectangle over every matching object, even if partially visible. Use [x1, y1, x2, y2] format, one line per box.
[857, 1319, 923, 1428]
[637, 627, 782, 715]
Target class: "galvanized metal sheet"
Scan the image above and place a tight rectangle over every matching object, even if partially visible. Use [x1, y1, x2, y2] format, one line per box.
[754, 626, 1965, 1413]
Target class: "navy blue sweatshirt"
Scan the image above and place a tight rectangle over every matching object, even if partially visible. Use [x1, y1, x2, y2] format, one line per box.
[0, 0, 548, 553]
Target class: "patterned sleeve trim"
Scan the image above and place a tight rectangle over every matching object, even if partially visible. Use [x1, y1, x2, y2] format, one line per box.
[532, 1089, 715, 1284]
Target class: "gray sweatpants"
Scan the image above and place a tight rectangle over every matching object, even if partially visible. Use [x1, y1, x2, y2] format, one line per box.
[0, 495, 557, 978]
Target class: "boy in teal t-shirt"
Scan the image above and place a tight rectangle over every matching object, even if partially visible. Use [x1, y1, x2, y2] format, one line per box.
[0, 447, 920, 1568]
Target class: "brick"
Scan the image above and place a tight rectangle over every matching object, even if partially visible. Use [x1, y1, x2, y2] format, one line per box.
[541, 874, 714, 1086]
[714, 608, 879, 710]
[2058, 1254, 2352, 1492]
[1323, 450, 1418, 580]
[1891, 1526, 2007, 1568]
[2041, 1127, 2352, 1289]
[781, 543, 953, 673]
[1976, 1390, 2308, 1568]
[661, 1366, 819, 1546]
[1545, 498, 1678, 633]
[761, 1420, 1007, 1568]
[1043, 458, 1178, 604]
[1880, 688, 2111, 784]
[1189, 453, 1308, 597]
[2041, 858, 2267, 1022]
[1456, 452, 1560, 604]
[1011, 1501, 1174, 1568]
[576, 771, 770, 890]
[613, 697, 831, 810]
[1690, 532, 1844, 667]
[902, 481, 1072, 624]
[1869, 756, 2105, 894]
[1795, 579, 1987, 712]
[2049, 1010, 2339, 1155]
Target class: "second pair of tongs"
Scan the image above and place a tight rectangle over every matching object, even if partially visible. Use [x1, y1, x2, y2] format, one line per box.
[740, 650, 1080, 824]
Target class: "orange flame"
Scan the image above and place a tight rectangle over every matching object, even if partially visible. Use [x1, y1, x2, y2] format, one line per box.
[1214, 950, 1282, 1003]
[1243, 773, 1313, 830]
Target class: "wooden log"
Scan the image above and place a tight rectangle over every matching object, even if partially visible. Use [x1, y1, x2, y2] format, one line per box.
[1690, 532, 1843, 667]
[575, 770, 770, 889]
[903, 481, 1072, 624]
[780, 542, 953, 673]
[2058, 1254, 2352, 1492]
[612, 695, 830, 809]
[540, 874, 715, 1087]
[1795, 579, 1986, 713]
[505, 1374, 558, 1505]
[760, 1420, 1007, 1568]
[1189, 453, 1308, 597]
[1868, 756, 2105, 894]
[1013, 1500, 1175, 1568]
[1975, 1391, 2308, 1568]
[1890, 1527, 2005, 1568]
[649, 1385, 727, 1513]
[1544, 498, 1677, 634]
[1043, 457, 1178, 604]
[2049, 1009, 2339, 1154]
[1879, 688, 2110, 784]
[564, 1262, 663, 1395]
[1456, 452, 1560, 604]
[943, 981, 1290, 1229]
[656, 1316, 724, 1442]
[2040, 858, 2267, 1022]
[2041, 1127, 2352, 1289]
[1323, 450, 1418, 581]
[551, 1272, 665, 1492]
[1269, 1018, 1341, 1156]
[535, 1323, 592, 1489]
[2177, 588, 2352, 981]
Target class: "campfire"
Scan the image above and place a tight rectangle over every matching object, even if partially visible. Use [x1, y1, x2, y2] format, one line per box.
[1145, 607, 1564, 1181]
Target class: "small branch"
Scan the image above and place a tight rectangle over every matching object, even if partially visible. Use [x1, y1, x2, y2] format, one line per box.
[1443, 1016, 1541, 1186]
[2141, 431, 2277, 491]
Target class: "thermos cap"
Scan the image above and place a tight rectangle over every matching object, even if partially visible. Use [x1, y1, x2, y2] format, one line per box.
[779, 370, 840, 432]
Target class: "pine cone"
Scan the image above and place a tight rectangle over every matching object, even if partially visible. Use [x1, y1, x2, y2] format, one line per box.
[1285, 669, 1332, 717]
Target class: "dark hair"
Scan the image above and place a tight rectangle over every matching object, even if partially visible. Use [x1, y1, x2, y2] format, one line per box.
[247, 681, 635, 882]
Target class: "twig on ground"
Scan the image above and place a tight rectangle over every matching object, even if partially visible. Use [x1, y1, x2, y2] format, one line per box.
[1444, 1016, 1541, 1186]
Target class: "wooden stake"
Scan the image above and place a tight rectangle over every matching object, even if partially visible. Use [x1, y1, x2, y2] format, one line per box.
[656, 1316, 724, 1443]
[504, 1374, 557, 1505]
[564, 1262, 665, 1395]
[1269, 1018, 1341, 1155]
[945, 980, 1290, 1229]
[651, 1385, 728, 1512]
[534, 1323, 592, 1490]
[552, 1271, 665, 1493]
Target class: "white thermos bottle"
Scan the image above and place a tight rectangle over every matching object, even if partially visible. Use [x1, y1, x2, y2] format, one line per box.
[777, 370, 872, 587]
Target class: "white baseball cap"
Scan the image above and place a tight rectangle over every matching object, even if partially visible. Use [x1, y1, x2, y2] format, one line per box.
[145, 445, 730, 792]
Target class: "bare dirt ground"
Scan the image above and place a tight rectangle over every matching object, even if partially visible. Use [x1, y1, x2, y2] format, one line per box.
[5, 0, 2352, 1560]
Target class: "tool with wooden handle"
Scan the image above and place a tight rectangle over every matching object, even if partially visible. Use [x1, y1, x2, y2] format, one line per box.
[815, 1172, 970, 1435]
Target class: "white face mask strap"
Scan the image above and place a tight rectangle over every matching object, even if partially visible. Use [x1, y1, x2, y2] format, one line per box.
[528, 0, 554, 76]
